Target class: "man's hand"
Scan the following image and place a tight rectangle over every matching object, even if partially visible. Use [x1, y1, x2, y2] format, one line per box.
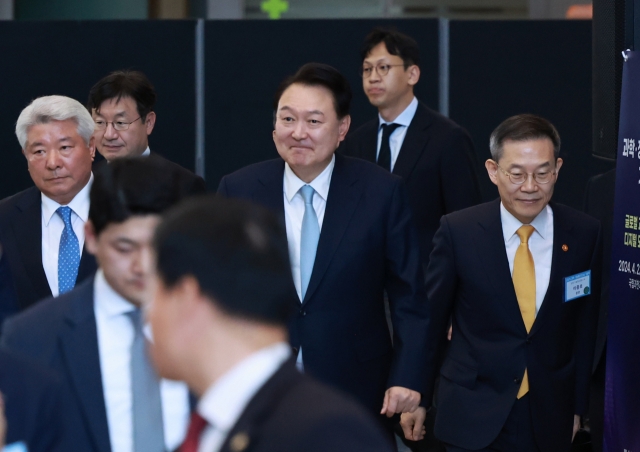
[380, 386, 421, 417]
[572, 415, 580, 442]
[400, 407, 427, 441]
[0, 392, 6, 449]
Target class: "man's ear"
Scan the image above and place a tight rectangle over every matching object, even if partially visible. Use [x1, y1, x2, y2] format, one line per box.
[485, 159, 499, 186]
[338, 115, 351, 144]
[407, 65, 420, 86]
[145, 111, 157, 136]
[84, 220, 98, 256]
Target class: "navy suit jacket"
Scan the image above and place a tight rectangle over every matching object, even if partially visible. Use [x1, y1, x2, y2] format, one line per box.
[218, 359, 395, 452]
[0, 186, 97, 323]
[425, 200, 602, 451]
[0, 348, 68, 452]
[341, 102, 481, 269]
[2, 277, 111, 452]
[217, 154, 430, 413]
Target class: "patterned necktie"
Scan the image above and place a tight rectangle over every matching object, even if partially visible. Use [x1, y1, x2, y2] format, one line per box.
[56, 206, 80, 294]
[377, 123, 402, 171]
[299, 185, 320, 301]
[513, 225, 536, 399]
[180, 412, 208, 452]
[128, 309, 165, 452]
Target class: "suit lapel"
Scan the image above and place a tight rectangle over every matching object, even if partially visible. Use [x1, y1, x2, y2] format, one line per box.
[11, 188, 51, 304]
[392, 103, 434, 180]
[59, 278, 111, 452]
[253, 161, 286, 227]
[475, 200, 527, 334]
[302, 155, 362, 305]
[360, 120, 378, 162]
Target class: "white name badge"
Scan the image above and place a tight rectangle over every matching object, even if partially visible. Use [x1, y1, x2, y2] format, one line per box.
[3, 442, 28, 452]
[564, 270, 592, 302]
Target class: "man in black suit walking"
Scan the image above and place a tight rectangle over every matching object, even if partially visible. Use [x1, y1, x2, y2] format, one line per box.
[402, 114, 602, 452]
[341, 28, 481, 271]
[148, 195, 395, 452]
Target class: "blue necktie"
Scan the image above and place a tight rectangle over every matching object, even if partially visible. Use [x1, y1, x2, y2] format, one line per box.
[299, 185, 320, 301]
[56, 206, 80, 294]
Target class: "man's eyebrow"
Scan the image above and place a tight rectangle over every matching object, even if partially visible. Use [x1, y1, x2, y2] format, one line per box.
[278, 106, 325, 116]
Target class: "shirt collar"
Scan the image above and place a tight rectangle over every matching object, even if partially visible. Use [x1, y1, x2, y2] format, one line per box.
[93, 268, 137, 319]
[41, 172, 93, 226]
[500, 202, 552, 242]
[378, 96, 418, 128]
[283, 154, 335, 203]
[142, 147, 151, 157]
[197, 342, 291, 433]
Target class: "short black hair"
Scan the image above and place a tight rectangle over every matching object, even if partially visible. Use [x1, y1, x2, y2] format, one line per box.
[87, 70, 156, 120]
[360, 27, 420, 68]
[89, 156, 196, 236]
[154, 196, 295, 326]
[273, 62, 352, 119]
[489, 114, 561, 161]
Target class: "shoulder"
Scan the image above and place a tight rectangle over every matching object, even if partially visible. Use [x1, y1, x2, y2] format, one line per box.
[337, 154, 402, 186]
[347, 117, 379, 140]
[0, 186, 39, 216]
[442, 199, 498, 225]
[551, 202, 600, 234]
[0, 347, 60, 391]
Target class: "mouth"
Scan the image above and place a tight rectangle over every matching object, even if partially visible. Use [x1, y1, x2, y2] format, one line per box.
[367, 88, 384, 95]
[518, 198, 541, 205]
[46, 176, 68, 182]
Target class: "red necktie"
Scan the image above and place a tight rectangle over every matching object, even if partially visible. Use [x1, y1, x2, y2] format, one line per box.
[180, 412, 208, 452]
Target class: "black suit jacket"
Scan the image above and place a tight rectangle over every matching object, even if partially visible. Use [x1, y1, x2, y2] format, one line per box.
[2, 277, 111, 452]
[341, 102, 481, 268]
[0, 348, 68, 452]
[218, 360, 395, 452]
[425, 200, 602, 452]
[217, 154, 430, 413]
[0, 186, 97, 321]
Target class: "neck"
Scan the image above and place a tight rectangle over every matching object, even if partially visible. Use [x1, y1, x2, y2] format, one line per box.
[379, 93, 414, 123]
[290, 158, 332, 184]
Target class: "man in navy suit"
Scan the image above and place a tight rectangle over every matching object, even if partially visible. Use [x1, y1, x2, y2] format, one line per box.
[0, 95, 98, 323]
[2, 157, 196, 452]
[148, 196, 395, 452]
[217, 63, 430, 428]
[401, 114, 602, 451]
[341, 28, 480, 271]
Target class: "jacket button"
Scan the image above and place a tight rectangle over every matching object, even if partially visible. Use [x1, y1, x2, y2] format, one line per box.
[300, 310, 306, 316]
[514, 377, 522, 384]
[526, 338, 532, 344]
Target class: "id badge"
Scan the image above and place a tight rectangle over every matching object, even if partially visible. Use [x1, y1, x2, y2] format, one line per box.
[564, 270, 591, 302]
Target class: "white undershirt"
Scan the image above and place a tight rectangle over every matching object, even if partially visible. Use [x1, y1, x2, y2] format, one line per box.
[93, 269, 190, 452]
[41, 173, 93, 296]
[376, 96, 418, 172]
[501, 203, 554, 314]
[197, 343, 291, 452]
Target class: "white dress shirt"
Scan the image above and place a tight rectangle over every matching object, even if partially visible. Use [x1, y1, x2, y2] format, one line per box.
[197, 343, 291, 452]
[142, 146, 151, 156]
[501, 203, 554, 314]
[376, 96, 419, 172]
[93, 269, 190, 452]
[41, 173, 93, 296]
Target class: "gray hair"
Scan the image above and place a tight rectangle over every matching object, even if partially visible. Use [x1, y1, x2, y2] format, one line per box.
[15, 95, 95, 149]
[489, 114, 561, 162]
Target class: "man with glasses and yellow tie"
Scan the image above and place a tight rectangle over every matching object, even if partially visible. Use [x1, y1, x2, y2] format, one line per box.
[401, 114, 602, 452]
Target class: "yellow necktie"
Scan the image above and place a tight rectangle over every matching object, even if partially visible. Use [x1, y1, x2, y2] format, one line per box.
[513, 225, 535, 398]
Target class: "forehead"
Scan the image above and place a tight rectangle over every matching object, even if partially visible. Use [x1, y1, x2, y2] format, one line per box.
[364, 42, 400, 62]
[500, 138, 555, 165]
[95, 96, 138, 116]
[278, 83, 336, 115]
[100, 215, 160, 241]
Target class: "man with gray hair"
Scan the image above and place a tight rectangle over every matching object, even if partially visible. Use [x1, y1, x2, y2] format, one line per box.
[0, 95, 97, 322]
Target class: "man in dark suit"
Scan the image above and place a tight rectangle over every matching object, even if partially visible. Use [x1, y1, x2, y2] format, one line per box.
[401, 114, 602, 451]
[2, 157, 196, 452]
[0, 95, 98, 322]
[87, 69, 207, 193]
[0, 348, 68, 452]
[148, 195, 395, 452]
[341, 28, 480, 270]
[217, 63, 430, 428]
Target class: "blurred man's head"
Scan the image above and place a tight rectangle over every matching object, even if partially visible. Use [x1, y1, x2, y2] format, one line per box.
[85, 156, 194, 306]
[88, 70, 157, 160]
[16, 95, 96, 205]
[148, 197, 293, 390]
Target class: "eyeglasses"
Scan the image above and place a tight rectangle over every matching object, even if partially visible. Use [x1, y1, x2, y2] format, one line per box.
[94, 117, 141, 131]
[494, 161, 557, 185]
[359, 63, 405, 78]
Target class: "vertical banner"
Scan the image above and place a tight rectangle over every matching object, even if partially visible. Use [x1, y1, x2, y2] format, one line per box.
[604, 50, 640, 452]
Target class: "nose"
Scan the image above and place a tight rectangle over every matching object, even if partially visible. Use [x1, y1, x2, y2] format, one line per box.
[369, 68, 381, 83]
[45, 149, 62, 170]
[103, 122, 119, 140]
[520, 174, 538, 192]
[291, 121, 308, 140]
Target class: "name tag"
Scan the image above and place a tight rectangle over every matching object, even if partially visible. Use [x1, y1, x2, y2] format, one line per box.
[564, 270, 591, 302]
[3, 442, 28, 452]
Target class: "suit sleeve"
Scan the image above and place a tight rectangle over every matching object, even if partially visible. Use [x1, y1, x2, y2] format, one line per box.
[573, 224, 603, 415]
[383, 179, 431, 394]
[439, 128, 481, 213]
[0, 253, 18, 335]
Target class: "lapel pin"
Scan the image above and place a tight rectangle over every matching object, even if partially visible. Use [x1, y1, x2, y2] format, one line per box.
[230, 432, 250, 452]
[562, 244, 569, 252]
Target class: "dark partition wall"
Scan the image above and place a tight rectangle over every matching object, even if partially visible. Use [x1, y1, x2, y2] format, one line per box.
[449, 20, 614, 209]
[0, 20, 196, 199]
[204, 19, 439, 189]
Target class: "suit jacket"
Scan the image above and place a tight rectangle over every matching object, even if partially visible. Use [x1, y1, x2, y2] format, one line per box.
[425, 199, 602, 452]
[2, 277, 111, 452]
[0, 186, 97, 323]
[217, 154, 430, 414]
[341, 102, 481, 268]
[0, 348, 68, 452]
[217, 359, 395, 452]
